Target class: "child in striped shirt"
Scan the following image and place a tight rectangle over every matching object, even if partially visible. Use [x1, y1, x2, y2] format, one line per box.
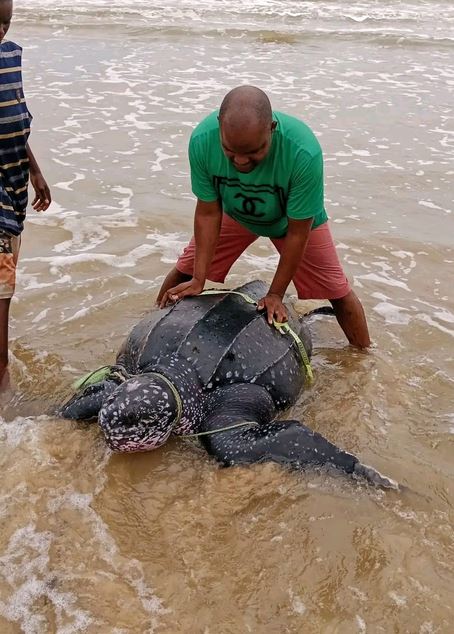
[0, 0, 51, 386]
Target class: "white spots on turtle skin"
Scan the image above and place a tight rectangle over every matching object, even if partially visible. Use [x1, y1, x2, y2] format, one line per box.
[125, 380, 138, 392]
[100, 286, 352, 474]
[98, 374, 180, 452]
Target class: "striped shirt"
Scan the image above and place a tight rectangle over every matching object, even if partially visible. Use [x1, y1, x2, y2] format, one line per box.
[0, 41, 32, 236]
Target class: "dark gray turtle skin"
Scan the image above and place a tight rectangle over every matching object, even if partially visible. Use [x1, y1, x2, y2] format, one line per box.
[61, 280, 397, 489]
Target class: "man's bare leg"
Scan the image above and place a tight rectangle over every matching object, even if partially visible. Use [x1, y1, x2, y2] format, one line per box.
[330, 290, 371, 349]
[0, 297, 11, 389]
[157, 267, 191, 304]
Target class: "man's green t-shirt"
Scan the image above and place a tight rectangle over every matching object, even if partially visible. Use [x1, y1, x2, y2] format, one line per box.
[189, 111, 328, 238]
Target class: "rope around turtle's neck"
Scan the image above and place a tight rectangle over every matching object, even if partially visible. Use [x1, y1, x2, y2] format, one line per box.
[148, 371, 183, 426]
[181, 421, 260, 438]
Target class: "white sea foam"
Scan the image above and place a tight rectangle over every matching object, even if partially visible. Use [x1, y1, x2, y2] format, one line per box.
[418, 200, 444, 210]
[434, 309, 454, 324]
[47, 487, 168, 620]
[54, 172, 86, 191]
[150, 147, 179, 172]
[388, 591, 407, 607]
[146, 231, 190, 264]
[0, 416, 45, 450]
[13, 0, 454, 37]
[416, 314, 454, 338]
[372, 301, 411, 325]
[0, 524, 95, 634]
[356, 615, 367, 633]
[31, 308, 50, 324]
[0, 418, 166, 631]
[355, 273, 411, 292]
[63, 292, 129, 322]
[288, 590, 306, 616]
[21, 244, 158, 270]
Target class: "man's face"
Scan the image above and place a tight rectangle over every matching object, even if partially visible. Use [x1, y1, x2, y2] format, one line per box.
[219, 119, 276, 174]
[0, 1, 13, 44]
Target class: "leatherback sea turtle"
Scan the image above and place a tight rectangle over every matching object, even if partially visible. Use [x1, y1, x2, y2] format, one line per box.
[61, 280, 397, 489]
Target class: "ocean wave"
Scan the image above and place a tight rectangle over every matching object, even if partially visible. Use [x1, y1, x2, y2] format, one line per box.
[13, 0, 454, 41]
[10, 21, 454, 49]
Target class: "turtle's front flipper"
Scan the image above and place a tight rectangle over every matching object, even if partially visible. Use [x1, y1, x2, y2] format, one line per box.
[201, 385, 398, 489]
[60, 366, 127, 420]
[60, 379, 120, 420]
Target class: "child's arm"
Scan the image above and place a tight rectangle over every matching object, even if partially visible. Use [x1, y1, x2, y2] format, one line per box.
[26, 143, 51, 211]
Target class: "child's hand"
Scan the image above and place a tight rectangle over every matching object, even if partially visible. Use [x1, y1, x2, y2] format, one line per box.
[30, 173, 51, 211]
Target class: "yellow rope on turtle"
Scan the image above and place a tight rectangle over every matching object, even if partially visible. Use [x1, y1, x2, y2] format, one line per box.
[181, 420, 259, 438]
[148, 371, 183, 426]
[72, 365, 128, 391]
[200, 289, 313, 383]
[272, 320, 314, 382]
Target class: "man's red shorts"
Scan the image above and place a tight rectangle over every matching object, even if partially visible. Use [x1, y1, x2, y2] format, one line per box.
[176, 214, 351, 300]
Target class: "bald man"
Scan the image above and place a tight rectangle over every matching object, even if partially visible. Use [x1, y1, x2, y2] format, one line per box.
[158, 86, 370, 348]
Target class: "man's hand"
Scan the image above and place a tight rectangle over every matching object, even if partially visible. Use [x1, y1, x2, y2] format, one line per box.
[30, 172, 51, 212]
[257, 293, 288, 325]
[159, 277, 204, 308]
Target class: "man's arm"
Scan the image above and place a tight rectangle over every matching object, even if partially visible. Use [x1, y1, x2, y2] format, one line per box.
[257, 217, 313, 324]
[159, 198, 222, 307]
[26, 143, 51, 211]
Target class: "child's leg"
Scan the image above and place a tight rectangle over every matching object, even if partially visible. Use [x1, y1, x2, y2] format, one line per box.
[0, 298, 11, 374]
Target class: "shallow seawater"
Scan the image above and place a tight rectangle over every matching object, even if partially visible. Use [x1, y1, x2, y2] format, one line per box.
[1, 1, 453, 632]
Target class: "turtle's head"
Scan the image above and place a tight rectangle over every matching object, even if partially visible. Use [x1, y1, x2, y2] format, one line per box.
[98, 373, 180, 452]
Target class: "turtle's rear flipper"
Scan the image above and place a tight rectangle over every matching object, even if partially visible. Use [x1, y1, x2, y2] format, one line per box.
[59, 378, 120, 421]
[203, 416, 398, 489]
[205, 418, 357, 472]
[199, 385, 397, 489]
[354, 462, 398, 490]
[303, 305, 335, 317]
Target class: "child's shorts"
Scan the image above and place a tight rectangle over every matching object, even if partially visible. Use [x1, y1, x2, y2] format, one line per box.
[0, 230, 20, 300]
